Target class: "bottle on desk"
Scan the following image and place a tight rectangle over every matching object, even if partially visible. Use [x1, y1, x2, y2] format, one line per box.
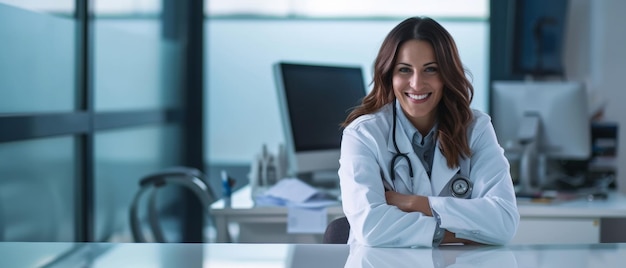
[249, 144, 287, 200]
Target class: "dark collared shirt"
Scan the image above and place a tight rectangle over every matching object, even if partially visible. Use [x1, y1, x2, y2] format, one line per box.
[394, 102, 438, 179]
[395, 102, 443, 246]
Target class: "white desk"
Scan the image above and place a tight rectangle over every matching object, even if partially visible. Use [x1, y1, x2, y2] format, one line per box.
[210, 186, 626, 244]
[210, 186, 345, 243]
[513, 192, 626, 244]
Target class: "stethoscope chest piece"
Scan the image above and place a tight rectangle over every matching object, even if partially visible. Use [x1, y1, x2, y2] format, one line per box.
[450, 174, 472, 199]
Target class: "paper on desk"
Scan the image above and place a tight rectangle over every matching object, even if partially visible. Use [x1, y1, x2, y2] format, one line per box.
[255, 177, 339, 208]
[254, 195, 287, 207]
[263, 178, 319, 203]
[287, 206, 328, 234]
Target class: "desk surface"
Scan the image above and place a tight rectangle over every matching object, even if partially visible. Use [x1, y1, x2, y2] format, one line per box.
[210, 186, 626, 244]
[212, 185, 626, 218]
[1, 241, 625, 267]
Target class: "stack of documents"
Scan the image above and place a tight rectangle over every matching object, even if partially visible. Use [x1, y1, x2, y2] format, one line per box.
[254, 178, 339, 208]
[254, 178, 340, 234]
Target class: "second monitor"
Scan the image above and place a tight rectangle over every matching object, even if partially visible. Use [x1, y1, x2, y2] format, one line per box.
[274, 62, 367, 178]
[491, 81, 591, 191]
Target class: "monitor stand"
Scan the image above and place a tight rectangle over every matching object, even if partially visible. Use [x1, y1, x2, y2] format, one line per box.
[516, 142, 547, 196]
[515, 114, 547, 195]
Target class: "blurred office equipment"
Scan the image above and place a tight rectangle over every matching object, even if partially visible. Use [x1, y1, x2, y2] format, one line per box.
[273, 62, 367, 186]
[587, 122, 619, 189]
[589, 123, 619, 175]
[129, 167, 216, 243]
[491, 81, 590, 193]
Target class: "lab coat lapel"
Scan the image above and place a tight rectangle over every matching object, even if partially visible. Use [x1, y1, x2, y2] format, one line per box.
[431, 141, 460, 196]
[387, 124, 412, 155]
[386, 122, 416, 192]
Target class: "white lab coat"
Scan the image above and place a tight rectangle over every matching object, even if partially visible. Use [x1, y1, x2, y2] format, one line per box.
[339, 103, 519, 247]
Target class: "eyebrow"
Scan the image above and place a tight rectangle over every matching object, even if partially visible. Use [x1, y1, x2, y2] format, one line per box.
[396, 61, 438, 67]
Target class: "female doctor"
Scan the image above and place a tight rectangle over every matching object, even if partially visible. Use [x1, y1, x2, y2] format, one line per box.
[338, 17, 519, 247]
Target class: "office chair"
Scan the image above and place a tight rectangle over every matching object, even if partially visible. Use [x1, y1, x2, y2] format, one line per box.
[323, 216, 350, 244]
[129, 166, 216, 243]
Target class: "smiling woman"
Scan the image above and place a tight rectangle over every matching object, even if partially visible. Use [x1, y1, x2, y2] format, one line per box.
[338, 16, 519, 248]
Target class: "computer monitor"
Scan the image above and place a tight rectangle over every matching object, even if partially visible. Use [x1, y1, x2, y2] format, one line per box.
[273, 62, 366, 176]
[491, 81, 590, 160]
[492, 81, 591, 191]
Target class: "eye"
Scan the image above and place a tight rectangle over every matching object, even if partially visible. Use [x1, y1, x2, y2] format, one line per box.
[397, 66, 412, 74]
[424, 66, 438, 73]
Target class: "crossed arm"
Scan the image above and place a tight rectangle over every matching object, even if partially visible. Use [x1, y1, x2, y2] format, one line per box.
[385, 191, 482, 245]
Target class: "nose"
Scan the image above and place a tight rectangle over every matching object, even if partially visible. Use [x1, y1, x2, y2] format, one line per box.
[409, 73, 420, 88]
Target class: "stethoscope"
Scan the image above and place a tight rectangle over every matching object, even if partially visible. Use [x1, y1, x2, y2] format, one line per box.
[387, 100, 473, 199]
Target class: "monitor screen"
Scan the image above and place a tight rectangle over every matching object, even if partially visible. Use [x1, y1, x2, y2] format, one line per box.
[491, 81, 590, 160]
[274, 62, 366, 175]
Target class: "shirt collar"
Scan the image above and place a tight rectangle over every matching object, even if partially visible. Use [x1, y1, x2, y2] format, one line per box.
[394, 101, 438, 146]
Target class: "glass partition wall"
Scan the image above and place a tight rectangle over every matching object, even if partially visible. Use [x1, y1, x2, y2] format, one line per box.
[0, 0, 205, 243]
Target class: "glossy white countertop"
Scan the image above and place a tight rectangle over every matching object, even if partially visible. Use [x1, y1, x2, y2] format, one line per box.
[1, 242, 625, 267]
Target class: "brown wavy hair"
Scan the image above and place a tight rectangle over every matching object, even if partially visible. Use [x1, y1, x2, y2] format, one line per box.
[342, 17, 474, 168]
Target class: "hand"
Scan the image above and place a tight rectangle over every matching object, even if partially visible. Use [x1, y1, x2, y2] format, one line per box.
[441, 230, 485, 245]
[385, 191, 431, 216]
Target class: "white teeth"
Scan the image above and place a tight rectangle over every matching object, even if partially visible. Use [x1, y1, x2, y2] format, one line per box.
[408, 93, 429, 100]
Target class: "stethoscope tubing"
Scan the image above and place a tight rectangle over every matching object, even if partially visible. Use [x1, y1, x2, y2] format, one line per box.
[390, 99, 414, 184]
[388, 99, 472, 198]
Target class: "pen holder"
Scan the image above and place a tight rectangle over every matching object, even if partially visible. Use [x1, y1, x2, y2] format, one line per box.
[221, 170, 235, 207]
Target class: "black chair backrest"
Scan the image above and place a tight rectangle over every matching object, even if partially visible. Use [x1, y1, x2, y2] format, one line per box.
[323, 216, 350, 244]
[129, 166, 216, 243]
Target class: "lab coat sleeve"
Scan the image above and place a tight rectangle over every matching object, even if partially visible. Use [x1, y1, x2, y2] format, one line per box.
[428, 114, 520, 245]
[339, 125, 437, 248]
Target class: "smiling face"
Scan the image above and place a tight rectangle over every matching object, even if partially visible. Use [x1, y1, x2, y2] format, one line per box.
[392, 39, 443, 134]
